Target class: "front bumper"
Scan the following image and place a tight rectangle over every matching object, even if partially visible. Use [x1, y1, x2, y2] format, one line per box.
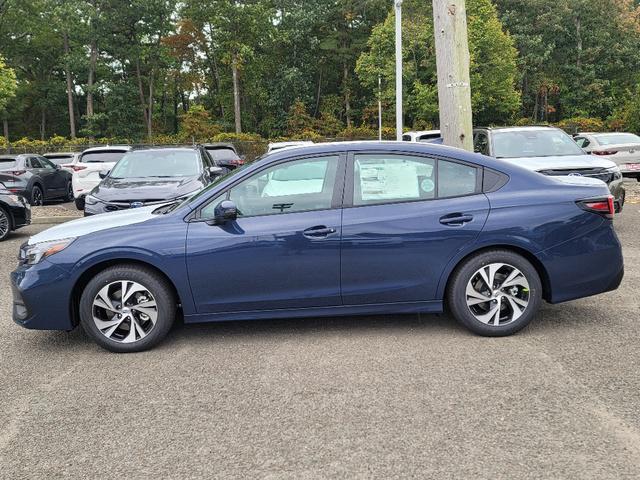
[11, 260, 75, 330]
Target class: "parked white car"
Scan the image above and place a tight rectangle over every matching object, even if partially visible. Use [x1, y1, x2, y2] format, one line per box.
[574, 132, 640, 179]
[402, 130, 442, 142]
[72, 146, 131, 209]
[42, 152, 82, 173]
[267, 141, 314, 154]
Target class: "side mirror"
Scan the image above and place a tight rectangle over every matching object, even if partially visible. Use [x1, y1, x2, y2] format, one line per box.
[209, 166, 224, 177]
[98, 170, 110, 179]
[55, 164, 61, 170]
[212, 200, 238, 225]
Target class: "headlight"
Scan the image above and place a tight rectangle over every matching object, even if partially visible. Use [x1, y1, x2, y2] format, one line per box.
[84, 195, 100, 206]
[7, 194, 20, 203]
[20, 238, 76, 265]
[607, 166, 622, 180]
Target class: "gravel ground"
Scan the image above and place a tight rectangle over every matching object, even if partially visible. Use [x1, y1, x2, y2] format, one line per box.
[31, 201, 82, 219]
[1, 182, 640, 479]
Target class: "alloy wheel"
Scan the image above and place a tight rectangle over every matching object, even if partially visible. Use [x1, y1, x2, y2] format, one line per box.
[465, 263, 530, 326]
[31, 187, 43, 206]
[92, 280, 158, 343]
[0, 209, 9, 239]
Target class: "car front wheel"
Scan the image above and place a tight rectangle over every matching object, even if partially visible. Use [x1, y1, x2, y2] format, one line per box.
[79, 265, 176, 352]
[447, 250, 542, 337]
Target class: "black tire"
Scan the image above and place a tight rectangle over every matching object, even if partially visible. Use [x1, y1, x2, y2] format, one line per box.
[79, 264, 176, 353]
[75, 195, 85, 210]
[0, 206, 12, 241]
[30, 185, 43, 206]
[64, 181, 74, 202]
[447, 249, 542, 337]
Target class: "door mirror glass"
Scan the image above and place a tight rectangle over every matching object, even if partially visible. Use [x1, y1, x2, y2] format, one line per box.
[99, 170, 110, 179]
[213, 200, 238, 224]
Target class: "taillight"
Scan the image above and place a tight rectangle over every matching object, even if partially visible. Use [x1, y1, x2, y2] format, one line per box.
[593, 150, 618, 156]
[71, 165, 87, 171]
[10, 170, 26, 176]
[577, 195, 615, 219]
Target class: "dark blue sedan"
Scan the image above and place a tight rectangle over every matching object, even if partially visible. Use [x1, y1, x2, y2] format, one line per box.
[11, 142, 623, 352]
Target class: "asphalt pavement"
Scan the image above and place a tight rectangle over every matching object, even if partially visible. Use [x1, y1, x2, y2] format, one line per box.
[1, 184, 640, 479]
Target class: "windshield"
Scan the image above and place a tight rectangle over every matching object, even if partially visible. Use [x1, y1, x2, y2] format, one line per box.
[594, 133, 640, 146]
[206, 148, 239, 161]
[493, 129, 585, 158]
[110, 150, 200, 179]
[80, 151, 128, 163]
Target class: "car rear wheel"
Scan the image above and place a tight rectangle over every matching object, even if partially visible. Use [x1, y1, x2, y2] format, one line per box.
[447, 250, 542, 336]
[79, 265, 176, 353]
[0, 206, 11, 241]
[64, 181, 74, 201]
[30, 185, 43, 206]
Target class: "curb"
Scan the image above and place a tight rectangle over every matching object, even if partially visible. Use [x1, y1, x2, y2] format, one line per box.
[32, 216, 81, 225]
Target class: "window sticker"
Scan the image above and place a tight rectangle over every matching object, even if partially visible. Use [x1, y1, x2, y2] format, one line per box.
[358, 159, 433, 202]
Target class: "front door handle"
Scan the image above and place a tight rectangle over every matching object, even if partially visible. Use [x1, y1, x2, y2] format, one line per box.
[303, 225, 337, 238]
[439, 213, 474, 226]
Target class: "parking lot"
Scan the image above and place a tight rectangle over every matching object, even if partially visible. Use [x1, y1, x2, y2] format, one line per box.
[0, 183, 639, 479]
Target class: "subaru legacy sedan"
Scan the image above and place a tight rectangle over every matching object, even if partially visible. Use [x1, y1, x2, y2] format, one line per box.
[12, 142, 623, 352]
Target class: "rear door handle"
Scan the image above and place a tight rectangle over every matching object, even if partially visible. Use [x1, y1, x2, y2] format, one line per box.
[303, 225, 337, 238]
[439, 214, 474, 226]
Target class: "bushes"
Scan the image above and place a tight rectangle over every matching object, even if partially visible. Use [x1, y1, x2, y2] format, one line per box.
[555, 117, 606, 134]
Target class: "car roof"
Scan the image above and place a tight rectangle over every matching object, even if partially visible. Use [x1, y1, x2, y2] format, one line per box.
[43, 152, 77, 156]
[201, 143, 235, 149]
[123, 147, 201, 154]
[404, 130, 441, 136]
[579, 131, 636, 136]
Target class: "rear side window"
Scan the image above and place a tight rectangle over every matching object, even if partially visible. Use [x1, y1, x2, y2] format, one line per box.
[0, 158, 16, 168]
[206, 148, 239, 161]
[80, 150, 128, 163]
[352, 154, 479, 206]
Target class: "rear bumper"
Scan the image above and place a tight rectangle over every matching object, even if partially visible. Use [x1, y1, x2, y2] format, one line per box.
[540, 221, 624, 304]
[72, 175, 99, 198]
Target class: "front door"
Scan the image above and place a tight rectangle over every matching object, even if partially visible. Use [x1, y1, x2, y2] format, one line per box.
[186, 154, 345, 313]
[341, 152, 489, 305]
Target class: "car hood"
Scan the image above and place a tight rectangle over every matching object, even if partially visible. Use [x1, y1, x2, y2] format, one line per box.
[92, 176, 201, 202]
[499, 154, 617, 171]
[29, 205, 159, 245]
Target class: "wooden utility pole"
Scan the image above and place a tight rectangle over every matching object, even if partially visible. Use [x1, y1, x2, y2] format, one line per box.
[432, 0, 473, 151]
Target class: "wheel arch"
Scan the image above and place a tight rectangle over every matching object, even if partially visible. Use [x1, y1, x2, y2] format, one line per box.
[439, 244, 552, 303]
[69, 258, 183, 327]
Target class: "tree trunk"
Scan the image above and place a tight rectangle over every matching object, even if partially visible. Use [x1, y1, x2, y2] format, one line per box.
[3, 118, 8, 143]
[40, 108, 46, 140]
[314, 68, 323, 117]
[575, 15, 582, 68]
[232, 53, 242, 134]
[63, 32, 76, 138]
[87, 39, 97, 117]
[135, 58, 149, 132]
[432, 0, 473, 151]
[343, 62, 351, 128]
[147, 69, 154, 140]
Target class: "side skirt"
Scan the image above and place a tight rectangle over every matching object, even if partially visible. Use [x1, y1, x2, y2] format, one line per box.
[183, 300, 444, 324]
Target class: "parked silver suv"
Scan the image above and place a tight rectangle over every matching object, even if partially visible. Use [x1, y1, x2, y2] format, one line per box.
[473, 126, 625, 211]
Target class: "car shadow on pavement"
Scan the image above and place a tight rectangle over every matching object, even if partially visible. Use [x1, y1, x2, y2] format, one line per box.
[19, 303, 604, 353]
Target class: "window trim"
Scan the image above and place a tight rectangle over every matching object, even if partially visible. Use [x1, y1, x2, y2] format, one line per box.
[191, 152, 347, 221]
[343, 150, 483, 209]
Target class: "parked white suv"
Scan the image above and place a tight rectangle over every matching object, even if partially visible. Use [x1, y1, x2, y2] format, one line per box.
[72, 146, 131, 209]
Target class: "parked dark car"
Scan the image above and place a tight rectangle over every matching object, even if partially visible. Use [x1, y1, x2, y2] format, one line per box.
[0, 187, 30, 240]
[12, 142, 623, 352]
[202, 143, 245, 172]
[83, 146, 223, 216]
[0, 154, 73, 205]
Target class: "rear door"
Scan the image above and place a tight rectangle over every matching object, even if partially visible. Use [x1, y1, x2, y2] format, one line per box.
[340, 151, 489, 305]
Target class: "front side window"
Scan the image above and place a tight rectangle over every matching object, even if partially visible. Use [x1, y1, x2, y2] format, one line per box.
[474, 133, 490, 155]
[352, 154, 478, 206]
[574, 137, 590, 148]
[39, 157, 56, 169]
[202, 155, 339, 218]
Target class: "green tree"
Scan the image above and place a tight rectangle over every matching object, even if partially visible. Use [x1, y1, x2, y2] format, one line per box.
[357, 0, 520, 127]
[0, 55, 18, 141]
